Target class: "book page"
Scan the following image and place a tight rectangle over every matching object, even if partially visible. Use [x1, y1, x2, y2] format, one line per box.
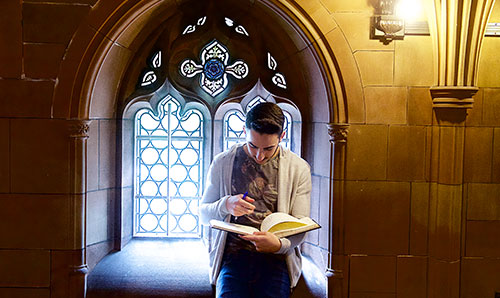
[272, 222, 320, 238]
[260, 212, 304, 232]
[260, 213, 320, 238]
[267, 221, 307, 233]
[209, 219, 259, 235]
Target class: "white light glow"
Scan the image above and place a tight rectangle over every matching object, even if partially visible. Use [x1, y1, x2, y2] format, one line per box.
[395, 0, 424, 21]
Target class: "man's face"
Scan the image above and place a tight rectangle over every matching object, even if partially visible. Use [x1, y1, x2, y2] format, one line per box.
[244, 127, 284, 165]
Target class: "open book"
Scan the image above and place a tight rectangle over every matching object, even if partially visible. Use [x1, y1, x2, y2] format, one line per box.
[209, 212, 320, 238]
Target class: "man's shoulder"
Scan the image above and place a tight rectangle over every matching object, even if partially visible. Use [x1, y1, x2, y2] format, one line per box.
[281, 147, 310, 169]
[212, 144, 242, 163]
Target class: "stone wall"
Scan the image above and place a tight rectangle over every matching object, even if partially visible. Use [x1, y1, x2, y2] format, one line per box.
[0, 1, 499, 297]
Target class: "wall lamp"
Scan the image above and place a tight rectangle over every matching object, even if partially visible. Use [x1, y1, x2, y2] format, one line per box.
[371, 0, 405, 43]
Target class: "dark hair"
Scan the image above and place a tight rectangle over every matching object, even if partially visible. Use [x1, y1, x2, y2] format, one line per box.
[245, 102, 284, 135]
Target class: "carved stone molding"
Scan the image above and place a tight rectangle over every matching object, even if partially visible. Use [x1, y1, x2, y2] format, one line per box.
[327, 123, 349, 143]
[68, 120, 91, 138]
[430, 86, 478, 109]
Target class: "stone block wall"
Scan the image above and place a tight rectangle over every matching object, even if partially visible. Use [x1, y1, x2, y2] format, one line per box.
[0, 1, 112, 297]
[0, 1, 499, 297]
[299, 0, 500, 297]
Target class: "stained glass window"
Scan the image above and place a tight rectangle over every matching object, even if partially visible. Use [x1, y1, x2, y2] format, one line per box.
[179, 40, 249, 96]
[134, 96, 203, 237]
[132, 16, 301, 239]
[222, 97, 292, 150]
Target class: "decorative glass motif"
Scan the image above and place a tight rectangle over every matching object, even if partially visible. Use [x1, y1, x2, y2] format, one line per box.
[272, 73, 287, 89]
[224, 17, 249, 36]
[204, 59, 225, 80]
[141, 71, 157, 87]
[179, 40, 249, 97]
[225, 17, 234, 27]
[223, 97, 291, 150]
[267, 52, 287, 89]
[235, 25, 249, 36]
[140, 51, 162, 87]
[267, 53, 277, 71]
[183, 25, 196, 35]
[197, 16, 207, 25]
[152, 51, 161, 68]
[182, 16, 207, 35]
[134, 96, 203, 237]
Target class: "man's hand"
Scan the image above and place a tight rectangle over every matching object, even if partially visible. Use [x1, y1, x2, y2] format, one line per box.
[241, 232, 282, 253]
[225, 194, 255, 217]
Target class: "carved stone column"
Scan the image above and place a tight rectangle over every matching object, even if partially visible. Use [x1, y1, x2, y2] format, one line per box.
[69, 120, 90, 247]
[69, 120, 90, 298]
[51, 120, 90, 298]
[424, 1, 495, 297]
[326, 123, 348, 298]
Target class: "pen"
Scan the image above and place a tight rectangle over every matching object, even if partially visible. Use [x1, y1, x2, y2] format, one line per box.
[235, 191, 249, 221]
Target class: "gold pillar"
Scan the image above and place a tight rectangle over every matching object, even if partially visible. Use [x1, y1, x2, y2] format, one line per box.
[424, 0, 495, 296]
[426, 0, 495, 108]
[427, 0, 495, 88]
[326, 123, 349, 298]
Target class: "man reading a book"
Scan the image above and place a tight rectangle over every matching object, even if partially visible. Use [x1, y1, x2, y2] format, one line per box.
[200, 102, 312, 298]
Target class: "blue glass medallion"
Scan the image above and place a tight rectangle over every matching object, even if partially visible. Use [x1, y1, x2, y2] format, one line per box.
[204, 58, 225, 80]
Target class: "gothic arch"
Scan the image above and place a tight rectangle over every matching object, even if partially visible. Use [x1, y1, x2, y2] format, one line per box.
[52, 1, 362, 295]
[52, 0, 362, 123]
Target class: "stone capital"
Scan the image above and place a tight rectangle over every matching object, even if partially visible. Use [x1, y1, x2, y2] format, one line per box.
[430, 86, 478, 109]
[327, 123, 349, 143]
[68, 120, 91, 139]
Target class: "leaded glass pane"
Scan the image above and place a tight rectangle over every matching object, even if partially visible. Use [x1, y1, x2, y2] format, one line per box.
[223, 110, 245, 151]
[245, 96, 266, 113]
[282, 111, 292, 149]
[135, 96, 203, 237]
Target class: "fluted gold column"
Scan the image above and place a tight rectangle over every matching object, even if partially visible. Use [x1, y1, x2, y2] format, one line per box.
[424, 1, 495, 297]
[426, 0, 495, 108]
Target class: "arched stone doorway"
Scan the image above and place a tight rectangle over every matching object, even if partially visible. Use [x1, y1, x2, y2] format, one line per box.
[52, 0, 363, 296]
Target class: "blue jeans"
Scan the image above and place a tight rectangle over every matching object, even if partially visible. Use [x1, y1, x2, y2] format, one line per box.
[216, 249, 291, 298]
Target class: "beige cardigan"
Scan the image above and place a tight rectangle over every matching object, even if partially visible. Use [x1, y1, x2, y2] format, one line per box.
[200, 144, 312, 288]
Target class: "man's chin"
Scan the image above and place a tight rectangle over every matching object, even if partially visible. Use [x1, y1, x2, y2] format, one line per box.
[254, 158, 268, 165]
